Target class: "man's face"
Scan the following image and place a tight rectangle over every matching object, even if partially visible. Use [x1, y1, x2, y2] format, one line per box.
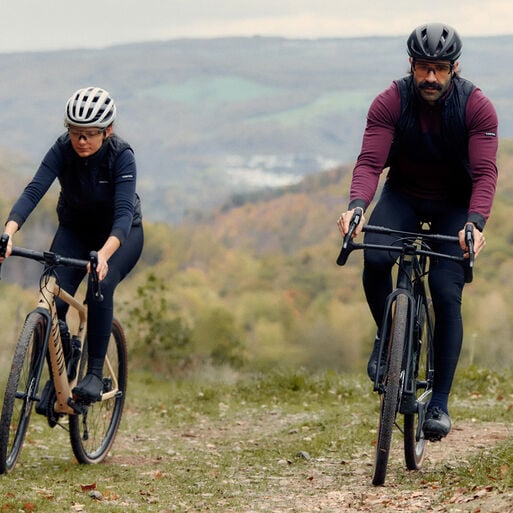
[411, 58, 458, 105]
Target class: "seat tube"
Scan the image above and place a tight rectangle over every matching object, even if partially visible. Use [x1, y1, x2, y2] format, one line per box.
[40, 276, 74, 414]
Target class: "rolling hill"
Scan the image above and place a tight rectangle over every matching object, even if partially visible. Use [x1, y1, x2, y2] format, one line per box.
[1, 36, 513, 223]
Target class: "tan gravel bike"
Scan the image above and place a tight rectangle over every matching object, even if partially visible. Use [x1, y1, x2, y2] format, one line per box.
[0, 234, 127, 473]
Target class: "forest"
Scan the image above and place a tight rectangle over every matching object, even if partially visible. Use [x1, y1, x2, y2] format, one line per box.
[1, 139, 512, 377]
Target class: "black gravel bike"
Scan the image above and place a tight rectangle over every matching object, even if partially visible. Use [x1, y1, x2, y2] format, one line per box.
[0, 235, 127, 473]
[337, 214, 474, 486]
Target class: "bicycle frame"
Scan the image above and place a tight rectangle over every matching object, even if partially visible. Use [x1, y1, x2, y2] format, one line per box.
[36, 274, 87, 414]
[37, 274, 119, 413]
[373, 240, 433, 411]
[1, 240, 113, 414]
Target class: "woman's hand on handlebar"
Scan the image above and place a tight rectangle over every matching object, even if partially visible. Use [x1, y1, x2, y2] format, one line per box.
[96, 252, 110, 281]
[0, 233, 13, 263]
[337, 207, 365, 238]
[0, 222, 19, 262]
[86, 252, 109, 281]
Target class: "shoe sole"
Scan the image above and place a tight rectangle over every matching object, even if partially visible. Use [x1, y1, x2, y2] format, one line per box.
[423, 425, 450, 442]
[71, 391, 102, 404]
[424, 431, 444, 442]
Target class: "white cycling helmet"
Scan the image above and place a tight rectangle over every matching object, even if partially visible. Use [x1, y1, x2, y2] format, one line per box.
[65, 86, 116, 128]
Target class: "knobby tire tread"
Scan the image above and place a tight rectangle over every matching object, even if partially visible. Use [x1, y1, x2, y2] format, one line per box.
[0, 312, 46, 474]
[372, 294, 408, 486]
[404, 300, 434, 470]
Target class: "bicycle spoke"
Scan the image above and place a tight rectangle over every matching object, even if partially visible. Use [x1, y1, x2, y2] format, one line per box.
[69, 319, 127, 464]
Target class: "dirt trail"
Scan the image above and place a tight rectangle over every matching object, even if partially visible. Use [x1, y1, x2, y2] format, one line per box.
[266, 421, 513, 513]
[114, 413, 513, 512]
[319, 421, 513, 513]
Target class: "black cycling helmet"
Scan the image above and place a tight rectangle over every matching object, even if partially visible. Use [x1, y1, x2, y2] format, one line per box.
[407, 23, 462, 62]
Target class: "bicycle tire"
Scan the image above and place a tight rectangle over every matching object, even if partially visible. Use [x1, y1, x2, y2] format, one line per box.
[69, 318, 127, 464]
[404, 299, 434, 470]
[372, 293, 408, 486]
[0, 312, 46, 474]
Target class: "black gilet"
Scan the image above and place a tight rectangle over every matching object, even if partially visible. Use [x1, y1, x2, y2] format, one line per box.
[386, 74, 476, 191]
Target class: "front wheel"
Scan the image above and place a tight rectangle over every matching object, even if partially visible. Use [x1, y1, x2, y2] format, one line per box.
[69, 318, 127, 464]
[372, 294, 408, 486]
[404, 299, 434, 470]
[0, 312, 47, 474]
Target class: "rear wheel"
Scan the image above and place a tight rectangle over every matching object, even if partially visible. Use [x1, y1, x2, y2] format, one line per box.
[0, 312, 46, 474]
[372, 294, 408, 486]
[404, 299, 434, 470]
[69, 318, 127, 464]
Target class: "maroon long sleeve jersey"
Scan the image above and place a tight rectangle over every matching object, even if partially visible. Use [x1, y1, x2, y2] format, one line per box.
[348, 79, 498, 230]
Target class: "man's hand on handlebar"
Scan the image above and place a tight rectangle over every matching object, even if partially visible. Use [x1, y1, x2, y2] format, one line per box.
[337, 207, 365, 239]
[458, 223, 486, 259]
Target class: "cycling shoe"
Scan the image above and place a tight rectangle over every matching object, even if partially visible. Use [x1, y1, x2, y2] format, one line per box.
[72, 374, 103, 403]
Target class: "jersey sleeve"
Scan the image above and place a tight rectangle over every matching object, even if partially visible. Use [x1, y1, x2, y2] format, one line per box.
[110, 148, 137, 244]
[348, 82, 401, 210]
[466, 88, 499, 230]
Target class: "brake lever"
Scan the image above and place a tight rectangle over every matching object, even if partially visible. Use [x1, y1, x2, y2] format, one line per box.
[343, 208, 363, 249]
[0, 233, 8, 258]
[465, 223, 475, 268]
[0, 233, 9, 280]
[89, 251, 104, 302]
[337, 208, 363, 266]
[464, 223, 474, 284]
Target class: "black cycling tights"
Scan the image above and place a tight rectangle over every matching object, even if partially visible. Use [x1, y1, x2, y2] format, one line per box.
[363, 184, 468, 413]
[50, 224, 143, 361]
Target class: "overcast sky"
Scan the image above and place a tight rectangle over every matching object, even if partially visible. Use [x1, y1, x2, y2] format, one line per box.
[1, 0, 512, 53]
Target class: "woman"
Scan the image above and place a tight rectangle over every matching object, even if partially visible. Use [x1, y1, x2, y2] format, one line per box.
[2, 86, 143, 402]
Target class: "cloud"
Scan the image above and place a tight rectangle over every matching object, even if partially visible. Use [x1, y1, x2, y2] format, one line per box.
[1, 1, 512, 53]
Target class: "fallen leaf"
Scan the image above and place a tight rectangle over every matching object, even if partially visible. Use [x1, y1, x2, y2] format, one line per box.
[80, 483, 97, 492]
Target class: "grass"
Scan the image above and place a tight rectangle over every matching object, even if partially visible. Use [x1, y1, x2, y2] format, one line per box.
[0, 367, 512, 512]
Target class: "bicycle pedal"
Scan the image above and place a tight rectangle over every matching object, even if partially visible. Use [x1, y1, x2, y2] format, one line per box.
[67, 397, 89, 415]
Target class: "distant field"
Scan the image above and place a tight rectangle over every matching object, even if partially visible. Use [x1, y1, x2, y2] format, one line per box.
[247, 89, 375, 125]
[144, 76, 281, 104]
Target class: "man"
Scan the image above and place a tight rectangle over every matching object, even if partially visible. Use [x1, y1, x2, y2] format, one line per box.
[337, 23, 498, 440]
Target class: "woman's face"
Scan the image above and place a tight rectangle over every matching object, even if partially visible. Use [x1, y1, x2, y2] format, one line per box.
[68, 125, 113, 157]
